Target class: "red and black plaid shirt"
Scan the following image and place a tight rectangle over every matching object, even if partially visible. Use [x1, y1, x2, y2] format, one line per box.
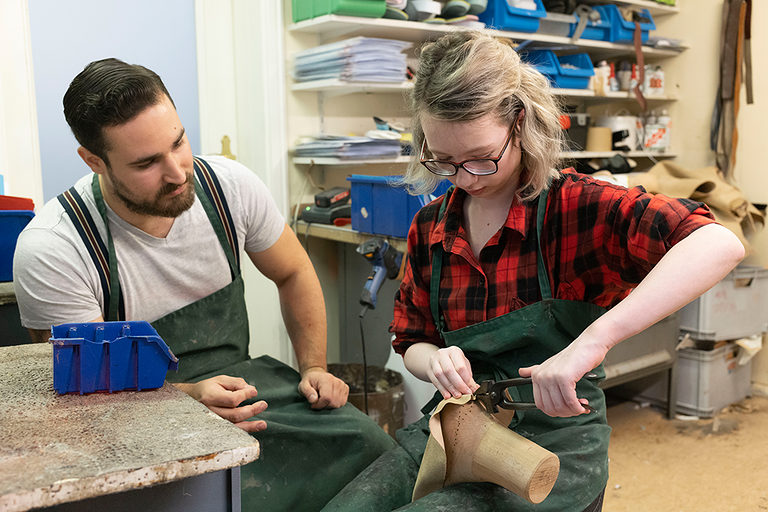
[390, 169, 715, 355]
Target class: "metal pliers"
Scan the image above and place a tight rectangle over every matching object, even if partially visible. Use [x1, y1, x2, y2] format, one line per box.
[473, 373, 599, 414]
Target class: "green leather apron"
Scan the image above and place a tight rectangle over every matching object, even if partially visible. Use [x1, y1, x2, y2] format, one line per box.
[92, 162, 395, 512]
[324, 184, 610, 512]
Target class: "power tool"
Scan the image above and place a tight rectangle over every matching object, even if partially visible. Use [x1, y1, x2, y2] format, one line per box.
[300, 187, 351, 225]
[356, 237, 403, 318]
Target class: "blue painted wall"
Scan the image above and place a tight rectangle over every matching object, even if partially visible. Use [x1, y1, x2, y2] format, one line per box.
[29, 0, 200, 201]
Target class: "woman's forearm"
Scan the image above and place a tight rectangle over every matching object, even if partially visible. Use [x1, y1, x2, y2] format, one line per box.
[403, 342, 440, 382]
[581, 223, 745, 353]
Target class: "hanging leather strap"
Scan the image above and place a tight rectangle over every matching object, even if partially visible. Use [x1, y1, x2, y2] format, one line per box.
[632, 13, 647, 112]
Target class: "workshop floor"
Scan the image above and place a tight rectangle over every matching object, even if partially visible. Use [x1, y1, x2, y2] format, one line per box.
[604, 394, 768, 511]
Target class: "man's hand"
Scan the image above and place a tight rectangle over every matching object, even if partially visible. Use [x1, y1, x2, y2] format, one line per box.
[298, 367, 349, 409]
[174, 375, 268, 433]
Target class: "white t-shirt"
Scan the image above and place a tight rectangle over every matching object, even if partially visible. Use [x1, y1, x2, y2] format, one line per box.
[14, 156, 284, 330]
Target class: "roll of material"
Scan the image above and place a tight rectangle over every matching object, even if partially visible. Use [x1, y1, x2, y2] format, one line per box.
[594, 116, 642, 151]
[586, 127, 612, 152]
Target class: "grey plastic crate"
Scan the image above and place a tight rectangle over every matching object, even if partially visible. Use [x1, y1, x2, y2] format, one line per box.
[601, 313, 679, 389]
[633, 343, 752, 418]
[679, 266, 768, 341]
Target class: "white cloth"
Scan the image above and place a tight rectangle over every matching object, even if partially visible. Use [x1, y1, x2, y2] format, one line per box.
[13, 156, 284, 330]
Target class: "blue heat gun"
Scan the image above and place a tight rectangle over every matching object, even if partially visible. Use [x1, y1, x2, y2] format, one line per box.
[357, 238, 403, 318]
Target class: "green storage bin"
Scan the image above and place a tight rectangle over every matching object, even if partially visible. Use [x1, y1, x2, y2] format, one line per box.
[293, 0, 386, 22]
[292, 0, 315, 21]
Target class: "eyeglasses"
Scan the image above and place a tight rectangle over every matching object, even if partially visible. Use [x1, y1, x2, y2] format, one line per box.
[419, 125, 516, 177]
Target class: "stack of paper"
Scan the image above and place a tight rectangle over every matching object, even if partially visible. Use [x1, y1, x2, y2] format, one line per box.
[293, 37, 412, 83]
[294, 135, 402, 159]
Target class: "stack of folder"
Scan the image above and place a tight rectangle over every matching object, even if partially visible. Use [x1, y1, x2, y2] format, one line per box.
[293, 36, 412, 83]
[293, 135, 402, 160]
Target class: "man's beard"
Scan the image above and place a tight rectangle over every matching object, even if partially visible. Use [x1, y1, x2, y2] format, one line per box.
[106, 168, 196, 218]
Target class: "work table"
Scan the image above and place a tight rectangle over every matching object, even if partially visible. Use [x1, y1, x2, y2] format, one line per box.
[0, 343, 260, 512]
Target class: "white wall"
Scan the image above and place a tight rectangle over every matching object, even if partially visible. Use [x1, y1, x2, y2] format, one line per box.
[0, 0, 43, 205]
[28, 0, 201, 201]
[195, 0, 294, 365]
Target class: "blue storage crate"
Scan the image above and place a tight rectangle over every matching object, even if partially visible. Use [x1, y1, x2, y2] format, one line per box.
[348, 175, 450, 238]
[478, 0, 546, 32]
[50, 321, 179, 395]
[568, 4, 612, 41]
[1, 210, 34, 282]
[555, 53, 594, 89]
[523, 50, 594, 89]
[521, 49, 558, 84]
[604, 4, 655, 44]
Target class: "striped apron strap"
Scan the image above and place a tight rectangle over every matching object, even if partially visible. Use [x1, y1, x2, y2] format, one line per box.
[193, 157, 241, 273]
[57, 186, 125, 321]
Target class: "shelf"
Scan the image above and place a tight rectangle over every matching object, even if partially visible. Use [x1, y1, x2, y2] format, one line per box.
[295, 221, 407, 253]
[293, 155, 411, 166]
[291, 79, 413, 96]
[291, 80, 676, 103]
[562, 150, 677, 159]
[293, 152, 675, 166]
[289, 15, 685, 59]
[554, 89, 676, 102]
[582, 0, 679, 16]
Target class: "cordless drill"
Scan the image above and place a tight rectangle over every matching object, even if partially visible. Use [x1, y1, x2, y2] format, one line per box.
[357, 238, 403, 318]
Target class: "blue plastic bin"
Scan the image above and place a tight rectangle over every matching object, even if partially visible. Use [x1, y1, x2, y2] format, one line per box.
[50, 321, 179, 395]
[522, 50, 558, 84]
[348, 175, 450, 238]
[523, 50, 594, 89]
[604, 4, 655, 43]
[568, 4, 612, 41]
[0, 210, 34, 282]
[555, 53, 594, 89]
[478, 0, 546, 32]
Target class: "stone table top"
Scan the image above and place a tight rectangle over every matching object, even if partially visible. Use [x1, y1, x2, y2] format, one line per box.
[0, 343, 260, 512]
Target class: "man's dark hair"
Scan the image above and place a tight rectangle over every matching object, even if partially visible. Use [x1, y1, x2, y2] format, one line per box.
[63, 58, 175, 164]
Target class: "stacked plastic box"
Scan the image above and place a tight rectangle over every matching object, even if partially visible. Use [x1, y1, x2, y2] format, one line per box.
[347, 175, 451, 238]
[292, 0, 386, 22]
[0, 195, 35, 282]
[521, 50, 594, 89]
[641, 266, 768, 417]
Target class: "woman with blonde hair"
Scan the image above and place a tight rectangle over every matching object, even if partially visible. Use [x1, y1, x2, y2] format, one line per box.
[324, 31, 743, 511]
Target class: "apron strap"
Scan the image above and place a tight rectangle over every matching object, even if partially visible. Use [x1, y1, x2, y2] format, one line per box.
[429, 182, 555, 329]
[193, 157, 240, 275]
[67, 157, 242, 321]
[535, 182, 553, 301]
[429, 186, 454, 334]
[57, 179, 126, 321]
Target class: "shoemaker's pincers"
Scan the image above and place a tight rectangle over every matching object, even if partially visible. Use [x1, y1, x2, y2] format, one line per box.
[473, 373, 599, 414]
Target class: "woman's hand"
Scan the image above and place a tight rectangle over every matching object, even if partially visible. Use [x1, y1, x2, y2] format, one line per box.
[518, 334, 608, 417]
[427, 346, 480, 399]
[174, 375, 268, 432]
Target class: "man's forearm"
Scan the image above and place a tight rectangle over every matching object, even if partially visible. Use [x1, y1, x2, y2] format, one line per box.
[278, 266, 328, 374]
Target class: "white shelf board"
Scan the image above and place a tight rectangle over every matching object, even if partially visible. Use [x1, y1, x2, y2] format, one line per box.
[553, 88, 677, 102]
[582, 0, 679, 16]
[291, 79, 413, 95]
[293, 152, 676, 166]
[561, 150, 677, 159]
[293, 155, 411, 166]
[291, 81, 676, 102]
[288, 15, 684, 58]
